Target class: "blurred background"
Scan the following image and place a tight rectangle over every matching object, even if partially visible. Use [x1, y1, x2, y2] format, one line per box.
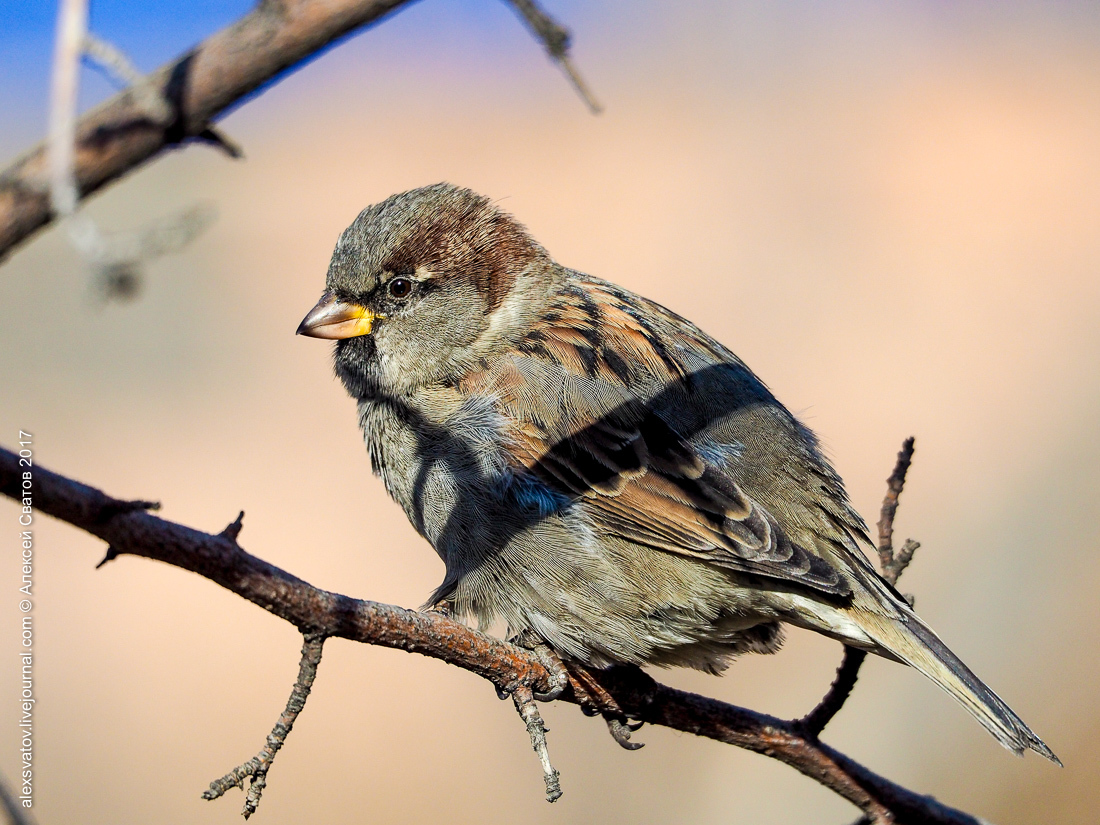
[1, 1, 1098, 822]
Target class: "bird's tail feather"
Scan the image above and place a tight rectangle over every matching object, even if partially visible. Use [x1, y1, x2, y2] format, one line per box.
[850, 605, 1060, 764]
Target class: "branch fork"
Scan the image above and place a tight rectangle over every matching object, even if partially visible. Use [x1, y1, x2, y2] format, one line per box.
[203, 632, 326, 818]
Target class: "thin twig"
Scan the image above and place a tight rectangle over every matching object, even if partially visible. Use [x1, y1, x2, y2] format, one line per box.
[511, 685, 562, 802]
[798, 437, 919, 739]
[798, 648, 868, 739]
[48, 0, 88, 221]
[877, 436, 916, 585]
[82, 33, 173, 124]
[891, 538, 920, 591]
[0, 445, 989, 824]
[44, 4, 217, 298]
[203, 632, 326, 818]
[503, 0, 602, 113]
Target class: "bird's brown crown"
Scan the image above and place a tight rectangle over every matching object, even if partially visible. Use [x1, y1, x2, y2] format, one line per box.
[328, 183, 546, 312]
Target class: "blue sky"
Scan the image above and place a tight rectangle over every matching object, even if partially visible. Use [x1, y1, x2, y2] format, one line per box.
[5, 0, 1098, 157]
[1, 1, 250, 147]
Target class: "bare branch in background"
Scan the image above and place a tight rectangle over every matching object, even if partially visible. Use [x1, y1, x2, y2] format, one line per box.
[47, 0, 88, 222]
[0, 772, 37, 825]
[81, 33, 173, 124]
[1, 0, 600, 264]
[89, 202, 218, 302]
[46, 0, 215, 300]
[504, 0, 602, 113]
[878, 436, 920, 583]
[0, 444, 991, 824]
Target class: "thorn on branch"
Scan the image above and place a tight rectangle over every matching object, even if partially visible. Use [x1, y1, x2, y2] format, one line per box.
[203, 632, 325, 818]
[96, 498, 160, 524]
[196, 126, 244, 159]
[220, 510, 245, 543]
[504, 0, 603, 114]
[511, 685, 562, 803]
[95, 546, 120, 569]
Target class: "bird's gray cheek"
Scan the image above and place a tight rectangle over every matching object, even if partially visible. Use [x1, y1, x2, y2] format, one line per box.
[376, 298, 488, 386]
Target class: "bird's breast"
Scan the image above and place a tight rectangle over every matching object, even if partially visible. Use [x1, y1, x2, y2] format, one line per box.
[356, 388, 518, 558]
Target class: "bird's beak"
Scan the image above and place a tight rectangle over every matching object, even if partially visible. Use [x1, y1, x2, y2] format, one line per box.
[296, 290, 382, 339]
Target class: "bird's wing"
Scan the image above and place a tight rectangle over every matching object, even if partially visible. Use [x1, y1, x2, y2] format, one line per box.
[463, 275, 873, 598]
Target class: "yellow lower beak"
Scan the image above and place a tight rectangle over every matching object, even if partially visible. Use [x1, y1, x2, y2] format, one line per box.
[296, 291, 381, 339]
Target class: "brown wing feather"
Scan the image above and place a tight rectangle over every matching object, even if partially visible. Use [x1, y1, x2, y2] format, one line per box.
[517, 406, 850, 595]
[467, 275, 854, 597]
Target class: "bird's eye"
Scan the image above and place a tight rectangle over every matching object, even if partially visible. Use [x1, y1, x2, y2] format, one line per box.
[388, 278, 413, 299]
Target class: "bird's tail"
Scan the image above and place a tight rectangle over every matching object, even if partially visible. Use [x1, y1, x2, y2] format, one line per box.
[828, 598, 1060, 764]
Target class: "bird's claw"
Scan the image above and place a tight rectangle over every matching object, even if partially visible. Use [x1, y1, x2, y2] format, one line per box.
[509, 631, 570, 702]
[564, 661, 646, 750]
[606, 716, 645, 750]
[504, 634, 645, 749]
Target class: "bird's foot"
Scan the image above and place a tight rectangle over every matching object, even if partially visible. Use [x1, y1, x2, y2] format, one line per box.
[508, 630, 570, 701]
[564, 661, 645, 751]
[503, 633, 644, 750]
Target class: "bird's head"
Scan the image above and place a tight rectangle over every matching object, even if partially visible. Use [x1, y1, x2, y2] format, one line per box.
[297, 183, 551, 396]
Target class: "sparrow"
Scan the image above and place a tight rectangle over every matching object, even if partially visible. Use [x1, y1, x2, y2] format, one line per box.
[297, 183, 1056, 761]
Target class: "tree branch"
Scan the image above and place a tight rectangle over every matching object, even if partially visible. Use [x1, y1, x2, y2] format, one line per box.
[878, 436, 920, 584]
[1, 0, 410, 262]
[0, 444, 992, 824]
[0, 0, 598, 263]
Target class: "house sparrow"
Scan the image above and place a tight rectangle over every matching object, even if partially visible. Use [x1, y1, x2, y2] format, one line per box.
[298, 183, 1055, 762]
